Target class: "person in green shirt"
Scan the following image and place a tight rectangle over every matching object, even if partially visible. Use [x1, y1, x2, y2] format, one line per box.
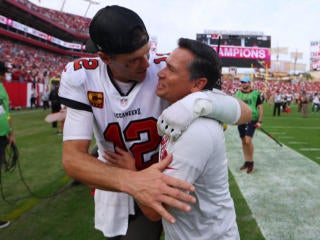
[0, 61, 15, 229]
[235, 76, 263, 173]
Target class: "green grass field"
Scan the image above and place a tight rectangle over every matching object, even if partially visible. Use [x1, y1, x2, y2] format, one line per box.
[0, 102, 319, 239]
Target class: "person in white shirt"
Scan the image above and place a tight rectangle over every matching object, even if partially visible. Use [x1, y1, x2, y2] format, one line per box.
[134, 38, 239, 239]
[273, 90, 282, 116]
[312, 92, 320, 112]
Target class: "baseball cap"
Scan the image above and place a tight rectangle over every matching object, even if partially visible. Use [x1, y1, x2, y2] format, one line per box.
[241, 76, 251, 83]
[86, 5, 149, 54]
[0, 61, 7, 74]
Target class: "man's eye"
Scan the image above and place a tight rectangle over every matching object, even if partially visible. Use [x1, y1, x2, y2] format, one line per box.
[128, 59, 137, 64]
[129, 58, 140, 65]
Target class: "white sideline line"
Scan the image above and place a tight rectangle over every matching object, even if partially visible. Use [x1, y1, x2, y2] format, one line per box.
[269, 126, 320, 130]
[260, 132, 287, 135]
[225, 126, 320, 240]
[299, 148, 320, 151]
[287, 142, 305, 144]
[274, 136, 293, 139]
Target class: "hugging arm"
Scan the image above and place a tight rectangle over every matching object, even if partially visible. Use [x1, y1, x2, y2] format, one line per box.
[103, 147, 195, 223]
[158, 90, 252, 140]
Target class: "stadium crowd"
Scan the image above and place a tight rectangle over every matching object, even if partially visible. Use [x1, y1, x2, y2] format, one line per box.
[1, 1, 319, 112]
[1, 36, 320, 111]
[13, 0, 91, 35]
[222, 76, 320, 106]
[0, 37, 73, 83]
[1, 0, 320, 113]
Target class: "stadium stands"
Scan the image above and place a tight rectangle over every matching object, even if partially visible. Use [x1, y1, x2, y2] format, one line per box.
[0, 0, 96, 108]
[0, 0, 319, 109]
[222, 76, 320, 104]
[0, 0, 90, 40]
[0, 37, 72, 82]
[0, 0, 96, 56]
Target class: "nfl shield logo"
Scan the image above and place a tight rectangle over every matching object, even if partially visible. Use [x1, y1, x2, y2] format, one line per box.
[120, 98, 128, 106]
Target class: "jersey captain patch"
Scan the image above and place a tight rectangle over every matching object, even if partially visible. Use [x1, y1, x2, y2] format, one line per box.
[87, 91, 104, 108]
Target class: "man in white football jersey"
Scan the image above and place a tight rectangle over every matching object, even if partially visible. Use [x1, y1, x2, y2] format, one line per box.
[59, 5, 250, 239]
[137, 38, 240, 239]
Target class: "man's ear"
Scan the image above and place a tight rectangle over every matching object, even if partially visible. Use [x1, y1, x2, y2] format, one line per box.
[98, 51, 112, 65]
[191, 77, 207, 92]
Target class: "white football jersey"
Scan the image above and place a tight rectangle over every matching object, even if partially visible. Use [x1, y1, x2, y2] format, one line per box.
[59, 53, 169, 169]
[59, 53, 170, 237]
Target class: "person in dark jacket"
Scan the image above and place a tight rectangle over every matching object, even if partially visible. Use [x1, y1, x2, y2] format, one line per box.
[49, 81, 61, 128]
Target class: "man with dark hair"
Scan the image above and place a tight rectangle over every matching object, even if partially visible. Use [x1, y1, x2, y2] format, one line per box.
[135, 38, 240, 239]
[59, 5, 251, 239]
[0, 61, 15, 229]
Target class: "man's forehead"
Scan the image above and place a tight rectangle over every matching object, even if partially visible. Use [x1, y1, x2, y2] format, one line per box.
[167, 48, 193, 63]
[112, 42, 150, 61]
[169, 48, 194, 60]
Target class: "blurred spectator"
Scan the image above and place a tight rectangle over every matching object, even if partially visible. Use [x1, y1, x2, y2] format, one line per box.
[273, 90, 282, 116]
[286, 91, 293, 106]
[43, 71, 50, 87]
[41, 87, 50, 110]
[4, 63, 12, 82]
[300, 91, 309, 118]
[282, 92, 288, 112]
[49, 81, 61, 129]
[30, 86, 37, 108]
[312, 92, 320, 112]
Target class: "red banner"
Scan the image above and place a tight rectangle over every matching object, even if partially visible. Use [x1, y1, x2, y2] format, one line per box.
[3, 82, 27, 108]
[2, 82, 45, 108]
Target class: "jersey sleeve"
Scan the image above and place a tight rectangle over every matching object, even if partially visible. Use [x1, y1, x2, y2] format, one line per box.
[59, 60, 92, 112]
[63, 107, 93, 141]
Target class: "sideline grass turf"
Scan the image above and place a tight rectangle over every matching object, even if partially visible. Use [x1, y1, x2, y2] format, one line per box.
[0, 103, 319, 239]
[226, 102, 320, 240]
[226, 126, 320, 240]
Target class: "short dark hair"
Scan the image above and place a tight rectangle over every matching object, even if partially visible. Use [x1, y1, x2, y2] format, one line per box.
[86, 5, 149, 55]
[178, 38, 222, 90]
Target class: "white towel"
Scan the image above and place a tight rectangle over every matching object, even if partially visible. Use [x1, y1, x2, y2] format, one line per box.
[94, 189, 135, 237]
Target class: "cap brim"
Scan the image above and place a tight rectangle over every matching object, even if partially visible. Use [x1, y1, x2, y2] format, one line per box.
[85, 39, 99, 53]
